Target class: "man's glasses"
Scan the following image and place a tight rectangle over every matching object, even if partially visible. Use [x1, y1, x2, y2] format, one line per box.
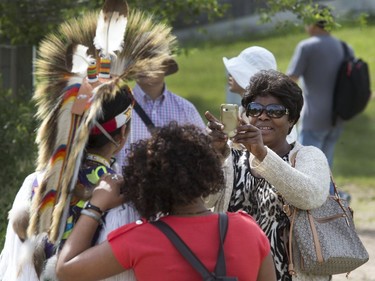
[246, 102, 289, 119]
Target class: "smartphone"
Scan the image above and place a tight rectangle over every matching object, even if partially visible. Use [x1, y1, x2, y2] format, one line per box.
[220, 104, 239, 138]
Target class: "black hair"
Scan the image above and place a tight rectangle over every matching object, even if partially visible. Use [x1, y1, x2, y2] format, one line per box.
[87, 86, 133, 148]
[242, 69, 304, 128]
[122, 122, 225, 220]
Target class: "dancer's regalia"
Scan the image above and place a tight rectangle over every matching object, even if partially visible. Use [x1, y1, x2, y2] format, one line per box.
[0, 1, 176, 280]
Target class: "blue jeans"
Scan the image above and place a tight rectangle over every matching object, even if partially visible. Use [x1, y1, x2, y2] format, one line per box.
[298, 124, 344, 168]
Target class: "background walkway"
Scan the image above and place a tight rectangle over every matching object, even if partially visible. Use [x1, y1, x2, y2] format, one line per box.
[333, 184, 375, 281]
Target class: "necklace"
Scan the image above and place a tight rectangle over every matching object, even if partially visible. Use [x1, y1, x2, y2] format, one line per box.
[86, 153, 111, 168]
[172, 209, 212, 216]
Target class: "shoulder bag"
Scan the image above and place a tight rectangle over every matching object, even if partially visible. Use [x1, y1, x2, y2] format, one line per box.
[133, 101, 155, 132]
[285, 157, 369, 276]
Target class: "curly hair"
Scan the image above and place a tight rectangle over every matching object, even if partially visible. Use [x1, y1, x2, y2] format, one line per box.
[242, 69, 304, 126]
[122, 122, 224, 220]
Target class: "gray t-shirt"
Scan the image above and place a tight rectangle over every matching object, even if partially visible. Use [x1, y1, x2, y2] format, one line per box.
[287, 34, 349, 130]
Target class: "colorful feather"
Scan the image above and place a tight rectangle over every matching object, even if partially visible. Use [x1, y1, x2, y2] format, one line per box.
[94, 0, 128, 58]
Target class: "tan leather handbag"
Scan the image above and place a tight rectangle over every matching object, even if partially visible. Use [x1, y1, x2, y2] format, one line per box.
[284, 165, 369, 276]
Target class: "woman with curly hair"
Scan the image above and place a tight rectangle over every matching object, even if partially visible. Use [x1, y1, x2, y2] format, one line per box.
[56, 123, 276, 281]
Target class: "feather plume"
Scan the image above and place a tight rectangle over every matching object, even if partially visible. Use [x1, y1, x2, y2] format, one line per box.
[18, 233, 47, 278]
[9, 201, 30, 241]
[71, 44, 93, 74]
[34, 12, 98, 170]
[40, 255, 58, 281]
[29, 13, 99, 242]
[111, 9, 177, 80]
[94, 0, 128, 58]
[28, 83, 86, 242]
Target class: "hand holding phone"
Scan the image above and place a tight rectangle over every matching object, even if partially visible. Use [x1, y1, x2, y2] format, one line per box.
[220, 104, 239, 138]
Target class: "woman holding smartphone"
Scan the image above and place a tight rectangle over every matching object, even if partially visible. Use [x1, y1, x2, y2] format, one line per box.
[205, 70, 331, 281]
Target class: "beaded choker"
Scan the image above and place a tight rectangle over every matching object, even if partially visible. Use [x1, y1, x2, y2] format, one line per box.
[86, 153, 110, 168]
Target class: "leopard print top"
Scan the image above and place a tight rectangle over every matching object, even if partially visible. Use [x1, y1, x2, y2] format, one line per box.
[228, 149, 291, 281]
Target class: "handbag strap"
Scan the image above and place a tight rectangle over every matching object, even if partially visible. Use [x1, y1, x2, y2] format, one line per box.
[287, 207, 297, 276]
[287, 154, 338, 275]
[151, 212, 228, 279]
[133, 102, 155, 131]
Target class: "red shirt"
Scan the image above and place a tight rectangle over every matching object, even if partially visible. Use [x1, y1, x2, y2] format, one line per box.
[108, 211, 270, 281]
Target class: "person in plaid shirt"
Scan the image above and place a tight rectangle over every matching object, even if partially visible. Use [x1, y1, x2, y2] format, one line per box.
[116, 58, 205, 168]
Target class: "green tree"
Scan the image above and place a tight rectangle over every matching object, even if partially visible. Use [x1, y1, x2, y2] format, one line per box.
[256, 0, 368, 30]
[0, 0, 228, 45]
[0, 86, 37, 248]
[0, 0, 367, 46]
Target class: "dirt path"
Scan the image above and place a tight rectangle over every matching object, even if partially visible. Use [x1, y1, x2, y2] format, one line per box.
[332, 184, 375, 281]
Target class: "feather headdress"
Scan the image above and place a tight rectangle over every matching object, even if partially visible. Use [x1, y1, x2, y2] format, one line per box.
[28, 0, 177, 246]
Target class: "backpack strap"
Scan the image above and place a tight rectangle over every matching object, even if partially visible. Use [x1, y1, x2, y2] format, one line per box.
[133, 102, 155, 131]
[151, 212, 228, 279]
[340, 41, 352, 60]
[214, 212, 228, 276]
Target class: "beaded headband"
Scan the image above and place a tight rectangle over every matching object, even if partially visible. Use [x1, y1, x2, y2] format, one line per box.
[91, 104, 132, 135]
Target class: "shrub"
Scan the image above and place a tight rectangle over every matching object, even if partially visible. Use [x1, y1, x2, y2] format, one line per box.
[0, 87, 37, 249]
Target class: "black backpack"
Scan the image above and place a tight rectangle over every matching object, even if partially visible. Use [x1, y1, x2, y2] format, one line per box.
[332, 41, 371, 125]
[152, 213, 238, 281]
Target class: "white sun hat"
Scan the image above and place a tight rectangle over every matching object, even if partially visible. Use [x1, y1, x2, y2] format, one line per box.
[223, 46, 277, 90]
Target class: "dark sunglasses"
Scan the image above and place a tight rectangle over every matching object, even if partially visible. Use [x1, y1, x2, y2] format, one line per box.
[246, 102, 289, 118]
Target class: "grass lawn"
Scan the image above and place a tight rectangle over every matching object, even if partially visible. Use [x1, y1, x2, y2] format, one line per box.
[166, 23, 375, 189]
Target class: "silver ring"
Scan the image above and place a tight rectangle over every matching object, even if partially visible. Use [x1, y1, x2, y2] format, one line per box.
[111, 174, 119, 180]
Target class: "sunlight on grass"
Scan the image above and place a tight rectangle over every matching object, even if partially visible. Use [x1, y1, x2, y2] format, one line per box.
[334, 97, 375, 180]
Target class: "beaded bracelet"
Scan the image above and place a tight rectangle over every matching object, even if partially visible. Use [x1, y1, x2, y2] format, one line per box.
[83, 201, 104, 215]
[81, 209, 103, 224]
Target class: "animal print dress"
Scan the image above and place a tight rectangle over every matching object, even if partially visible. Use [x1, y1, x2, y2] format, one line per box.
[228, 149, 292, 281]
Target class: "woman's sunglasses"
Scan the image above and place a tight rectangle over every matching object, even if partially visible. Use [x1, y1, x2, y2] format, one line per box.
[246, 102, 289, 119]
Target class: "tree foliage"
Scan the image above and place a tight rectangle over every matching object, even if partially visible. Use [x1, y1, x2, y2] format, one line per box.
[0, 0, 369, 46]
[0, 88, 37, 183]
[257, 0, 335, 29]
[0, 86, 37, 248]
[0, 0, 227, 45]
[256, 0, 368, 31]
